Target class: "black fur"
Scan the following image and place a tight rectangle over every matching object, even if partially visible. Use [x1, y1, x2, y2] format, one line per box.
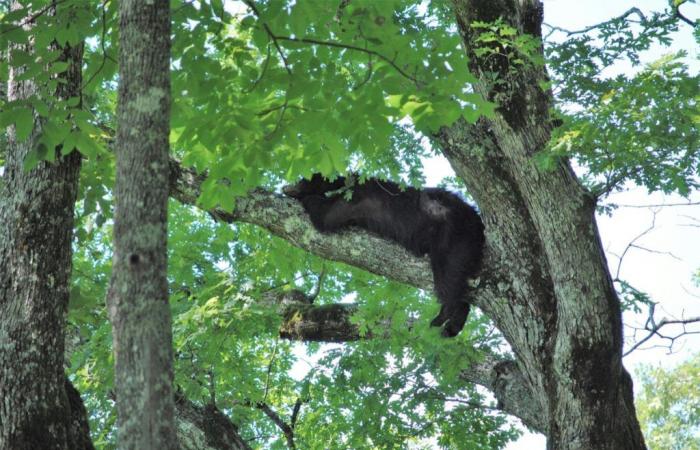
[284, 174, 485, 337]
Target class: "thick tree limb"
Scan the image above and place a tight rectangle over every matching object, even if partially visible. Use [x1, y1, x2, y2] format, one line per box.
[175, 392, 251, 450]
[169, 160, 432, 290]
[169, 159, 514, 318]
[459, 355, 545, 432]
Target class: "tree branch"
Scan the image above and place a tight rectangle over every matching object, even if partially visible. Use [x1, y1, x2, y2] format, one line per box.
[624, 303, 700, 356]
[265, 289, 546, 433]
[674, 3, 697, 27]
[168, 158, 514, 319]
[242, 0, 292, 75]
[241, 0, 418, 86]
[459, 355, 546, 433]
[166, 158, 546, 432]
[175, 392, 252, 450]
[542, 7, 646, 37]
[273, 35, 419, 86]
[256, 403, 296, 449]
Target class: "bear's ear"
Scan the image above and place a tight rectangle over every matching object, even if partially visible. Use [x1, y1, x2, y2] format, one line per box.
[420, 192, 450, 219]
[282, 181, 304, 198]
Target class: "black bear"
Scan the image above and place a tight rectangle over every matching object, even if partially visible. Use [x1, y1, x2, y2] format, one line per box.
[283, 173, 485, 337]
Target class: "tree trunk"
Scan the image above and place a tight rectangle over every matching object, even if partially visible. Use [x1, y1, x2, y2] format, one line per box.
[0, 3, 92, 448]
[106, 0, 177, 448]
[440, 1, 647, 448]
[174, 393, 252, 450]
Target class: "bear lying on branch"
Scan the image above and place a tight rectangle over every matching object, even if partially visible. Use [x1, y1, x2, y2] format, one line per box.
[283, 173, 485, 337]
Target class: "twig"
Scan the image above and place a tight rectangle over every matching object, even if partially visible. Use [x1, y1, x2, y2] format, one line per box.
[257, 402, 296, 449]
[242, 0, 419, 86]
[242, 0, 292, 75]
[262, 341, 278, 403]
[624, 313, 700, 356]
[610, 201, 700, 208]
[674, 2, 697, 27]
[614, 211, 658, 280]
[1, 1, 66, 35]
[248, 43, 272, 92]
[290, 398, 303, 429]
[274, 34, 419, 86]
[628, 243, 681, 261]
[81, 0, 115, 91]
[543, 7, 646, 37]
[353, 52, 373, 90]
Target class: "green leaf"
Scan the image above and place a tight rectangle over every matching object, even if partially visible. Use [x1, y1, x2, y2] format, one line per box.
[9, 49, 33, 66]
[14, 107, 34, 142]
[49, 61, 70, 74]
[62, 131, 78, 155]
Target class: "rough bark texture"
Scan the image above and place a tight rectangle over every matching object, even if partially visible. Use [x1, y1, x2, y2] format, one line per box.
[0, 4, 92, 449]
[442, 1, 645, 449]
[175, 393, 251, 450]
[106, 1, 177, 448]
[65, 379, 96, 450]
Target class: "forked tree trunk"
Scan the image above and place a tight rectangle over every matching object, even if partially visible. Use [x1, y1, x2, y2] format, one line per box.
[106, 0, 178, 448]
[0, 3, 92, 449]
[440, 1, 647, 448]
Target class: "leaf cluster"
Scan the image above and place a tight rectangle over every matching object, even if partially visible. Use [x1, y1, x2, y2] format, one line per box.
[542, 6, 700, 196]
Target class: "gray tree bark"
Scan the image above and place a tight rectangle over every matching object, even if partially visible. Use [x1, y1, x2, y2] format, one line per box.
[0, 3, 92, 449]
[175, 393, 252, 450]
[107, 0, 178, 448]
[442, 1, 645, 448]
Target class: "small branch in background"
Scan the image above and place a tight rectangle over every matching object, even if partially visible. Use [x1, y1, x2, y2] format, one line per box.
[256, 403, 296, 449]
[247, 43, 271, 92]
[274, 34, 419, 86]
[353, 51, 373, 90]
[543, 7, 646, 38]
[241, 0, 418, 86]
[679, 215, 700, 228]
[307, 266, 326, 303]
[207, 367, 216, 406]
[290, 398, 303, 430]
[627, 243, 681, 260]
[611, 211, 658, 280]
[81, 0, 116, 91]
[674, 2, 697, 27]
[262, 341, 278, 403]
[0, 0, 65, 35]
[242, 0, 292, 75]
[611, 200, 700, 208]
[624, 303, 700, 356]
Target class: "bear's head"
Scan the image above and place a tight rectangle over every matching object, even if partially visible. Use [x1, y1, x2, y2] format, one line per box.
[283, 173, 354, 199]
